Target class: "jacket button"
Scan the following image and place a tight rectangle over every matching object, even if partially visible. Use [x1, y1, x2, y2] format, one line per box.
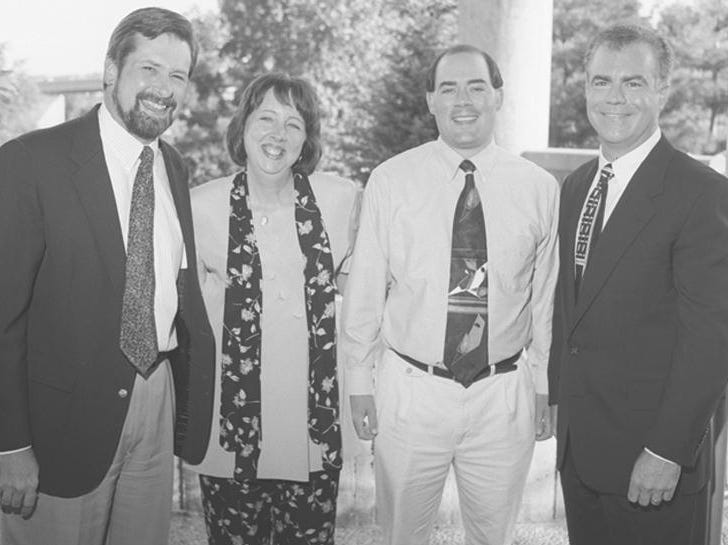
[569, 346, 580, 355]
[118, 389, 128, 399]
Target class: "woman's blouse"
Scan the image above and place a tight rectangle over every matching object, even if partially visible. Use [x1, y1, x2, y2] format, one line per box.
[189, 172, 359, 481]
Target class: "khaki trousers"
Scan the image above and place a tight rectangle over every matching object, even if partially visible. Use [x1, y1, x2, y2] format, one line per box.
[374, 350, 536, 545]
[1, 361, 175, 545]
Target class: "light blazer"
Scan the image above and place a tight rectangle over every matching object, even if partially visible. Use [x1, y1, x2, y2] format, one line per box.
[188, 171, 361, 477]
[549, 136, 728, 495]
[0, 106, 215, 498]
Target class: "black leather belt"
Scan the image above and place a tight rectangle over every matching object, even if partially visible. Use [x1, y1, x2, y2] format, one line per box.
[392, 348, 521, 385]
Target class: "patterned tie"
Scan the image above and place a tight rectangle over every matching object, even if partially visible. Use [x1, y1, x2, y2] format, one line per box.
[120, 146, 158, 376]
[443, 159, 489, 386]
[574, 163, 613, 298]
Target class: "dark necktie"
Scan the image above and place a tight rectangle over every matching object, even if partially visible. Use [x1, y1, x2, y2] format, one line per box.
[443, 159, 488, 386]
[120, 146, 158, 376]
[574, 163, 613, 298]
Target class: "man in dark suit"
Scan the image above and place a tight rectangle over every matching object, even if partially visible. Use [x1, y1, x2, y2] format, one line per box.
[549, 22, 728, 545]
[0, 8, 214, 545]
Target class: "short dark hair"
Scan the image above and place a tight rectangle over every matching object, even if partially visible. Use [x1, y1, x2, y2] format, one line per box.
[425, 44, 504, 92]
[226, 72, 323, 175]
[585, 23, 673, 86]
[105, 7, 198, 78]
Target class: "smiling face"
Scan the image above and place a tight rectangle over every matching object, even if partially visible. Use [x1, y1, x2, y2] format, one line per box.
[243, 88, 307, 180]
[103, 32, 191, 143]
[426, 51, 503, 157]
[585, 42, 667, 160]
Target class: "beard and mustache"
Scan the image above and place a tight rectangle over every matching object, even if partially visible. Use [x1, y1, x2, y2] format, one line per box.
[112, 88, 178, 141]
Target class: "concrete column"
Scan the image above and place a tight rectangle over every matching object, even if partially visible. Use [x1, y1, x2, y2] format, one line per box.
[459, 0, 553, 154]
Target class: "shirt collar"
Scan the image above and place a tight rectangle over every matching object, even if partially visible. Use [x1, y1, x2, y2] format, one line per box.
[598, 128, 661, 183]
[99, 101, 160, 172]
[435, 137, 497, 182]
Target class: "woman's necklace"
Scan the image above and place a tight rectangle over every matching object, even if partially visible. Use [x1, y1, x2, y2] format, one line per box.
[247, 171, 294, 228]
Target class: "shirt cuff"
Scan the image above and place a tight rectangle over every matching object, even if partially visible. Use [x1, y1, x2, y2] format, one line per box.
[644, 447, 679, 466]
[0, 445, 32, 455]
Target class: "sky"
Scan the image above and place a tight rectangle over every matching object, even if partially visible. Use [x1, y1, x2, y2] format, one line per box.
[1, 0, 219, 77]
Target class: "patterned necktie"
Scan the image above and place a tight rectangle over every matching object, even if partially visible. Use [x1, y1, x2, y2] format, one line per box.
[120, 146, 158, 376]
[574, 163, 613, 298]
[443, 159, 488, 386]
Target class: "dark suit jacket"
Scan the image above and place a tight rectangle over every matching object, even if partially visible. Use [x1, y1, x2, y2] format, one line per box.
[0, 106, 215, 497]
[549, 137, 728, 495]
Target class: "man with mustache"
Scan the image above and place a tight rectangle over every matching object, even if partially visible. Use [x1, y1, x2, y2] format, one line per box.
[0, 8, 214, 545]
[550, 24, 728, 545]
[342, 44, 559, 545]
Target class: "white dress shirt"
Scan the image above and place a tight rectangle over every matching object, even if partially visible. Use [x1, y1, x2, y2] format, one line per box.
[582, 128, 662, 229]
[99, 102, 185, 353]
[342, 138, 560, 396]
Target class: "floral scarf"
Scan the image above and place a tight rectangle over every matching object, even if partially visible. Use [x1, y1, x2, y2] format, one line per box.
[219, 170, 342, 480]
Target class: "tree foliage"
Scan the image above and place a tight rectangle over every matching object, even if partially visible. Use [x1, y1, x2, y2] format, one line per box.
[549, 0, 643, 148]
[0, 46, 41, 146]
[658, 0, 728, 154]
[549, 0, 728, 156]
[340, 0, 457, 180]
[4, 0, 727, 168]
[174, 0, 455, 185]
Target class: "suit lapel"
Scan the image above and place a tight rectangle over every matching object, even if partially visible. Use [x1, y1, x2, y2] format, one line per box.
[70, 106, 126, 293]
[160, 141, 192, 311]
[160, 142, 192, 252]
[571, 138, 672, 330]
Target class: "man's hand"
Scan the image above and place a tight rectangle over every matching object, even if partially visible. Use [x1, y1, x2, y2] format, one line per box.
[0, 449, 39, 519]
[627, 449, 681, 507]
[350, 394, 378, 440]
[535, 393, 554, 440]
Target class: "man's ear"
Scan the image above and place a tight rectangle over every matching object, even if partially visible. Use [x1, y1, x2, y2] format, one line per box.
[103, 58, 118, 89]
[426, 92, 435, 115]
[495, 87, 504, 112]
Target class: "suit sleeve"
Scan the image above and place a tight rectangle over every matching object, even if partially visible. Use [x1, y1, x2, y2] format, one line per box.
[0, 139, 45, 450]
[645, 176, 728, 466]
[547, 273, 565, 406]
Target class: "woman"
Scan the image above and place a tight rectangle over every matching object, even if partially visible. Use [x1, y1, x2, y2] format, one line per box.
[189, 72, 360, 545]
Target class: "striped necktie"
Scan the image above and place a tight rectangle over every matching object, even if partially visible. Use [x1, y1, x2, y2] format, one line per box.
[574, 163, 613, 298]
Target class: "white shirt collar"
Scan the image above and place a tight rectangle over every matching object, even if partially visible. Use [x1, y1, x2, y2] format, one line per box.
[435, 137, 497, 182]
[98, 101, 160, 173]
[598, 128, 661, 183]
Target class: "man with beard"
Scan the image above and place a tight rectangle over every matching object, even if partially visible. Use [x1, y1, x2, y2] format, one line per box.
[342, 44, 559, 545]
[0, 8, 214, 545]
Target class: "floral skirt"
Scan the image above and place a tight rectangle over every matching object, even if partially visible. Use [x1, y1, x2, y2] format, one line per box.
[199, 471, 339, 545]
